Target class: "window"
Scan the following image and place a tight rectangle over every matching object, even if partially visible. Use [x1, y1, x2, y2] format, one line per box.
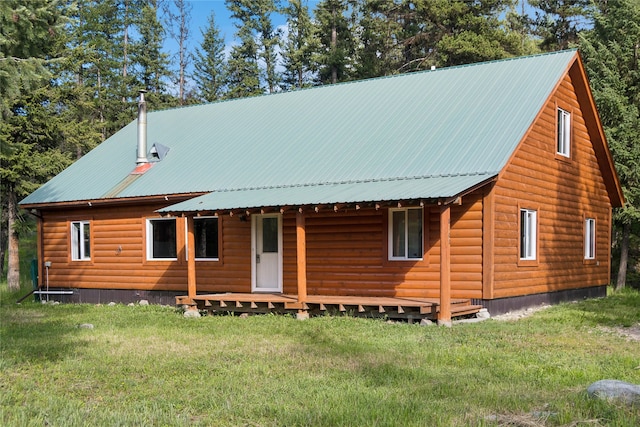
[71, 221, 91, 260]
[190, 217, 219, 260]
[389, 208, 423, 260]
[557, 107, 571, 157]
[585, 218, 596, 260]
[147, 218, 177, 260]
[520, 209, 537, 260]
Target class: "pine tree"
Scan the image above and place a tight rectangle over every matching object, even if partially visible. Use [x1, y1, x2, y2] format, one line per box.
[529, 0, 593, 51]
[432, 0, 523, 66]
[0, 0, 69, 290]
[225, 0, 264, 98]
[353, 0, 404, 79]
[193, 11, 227, 101]
[313, 0, 356, 84]
[282, 0, 318, 89]
[0, 0, 61, 119]
[255, 0, 281, 93]
[166, 0, 192, 105]
[580, 0, 640, 289]
[133, 1, 172, 100]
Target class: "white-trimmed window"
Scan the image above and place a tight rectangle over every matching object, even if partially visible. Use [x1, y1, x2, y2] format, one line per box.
[389, 208, 423, 260]
[185, 216, 219, 260]
[584, 218, 596, 260]
[71, 221, 91, 260]
[147, 218, 177, 260]
[520, 209, 537, 260]
[557, 107, 571, 157]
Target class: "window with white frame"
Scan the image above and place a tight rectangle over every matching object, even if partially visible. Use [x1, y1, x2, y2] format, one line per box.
[71, 220, 91, 260]
[185, 216, 219, 260]
[147, 218, 177, 259]
[557, 107, 571, 157]
[584, 218, 596, 260]
[520, 209, 537, 260]
[389, 208, 423, 260]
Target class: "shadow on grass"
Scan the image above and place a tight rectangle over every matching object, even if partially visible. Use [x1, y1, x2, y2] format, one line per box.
[540, 288, 640, 328]
[1, 289, 92, 366]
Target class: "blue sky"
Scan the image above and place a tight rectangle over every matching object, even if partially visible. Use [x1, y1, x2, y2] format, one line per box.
[172, 0, 319, 51]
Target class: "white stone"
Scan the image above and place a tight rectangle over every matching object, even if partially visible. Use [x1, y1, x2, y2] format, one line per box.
[183, 309, 201, 318]
[476, 308, 491, 319]
[138, 300, 149, 306]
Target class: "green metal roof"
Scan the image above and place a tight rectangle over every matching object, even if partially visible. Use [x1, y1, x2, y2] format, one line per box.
[21, 50, 578, 211]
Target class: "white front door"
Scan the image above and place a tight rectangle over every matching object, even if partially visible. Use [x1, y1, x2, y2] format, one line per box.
[251, 214, 283, 292]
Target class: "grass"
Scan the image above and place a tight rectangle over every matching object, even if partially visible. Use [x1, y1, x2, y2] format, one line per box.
[1, 285, 639, 427]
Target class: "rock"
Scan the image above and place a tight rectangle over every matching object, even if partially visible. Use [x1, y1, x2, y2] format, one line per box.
[128, 303, 135, 307]
[183, 309, 201, 319]
[587, 380, 640, 406]
[476, 308, 491, 319]
[420, 318, 434, 326]
[108, 302, 116, 306]
[138, 300, 149, 306]
[78, 323, 94, 329]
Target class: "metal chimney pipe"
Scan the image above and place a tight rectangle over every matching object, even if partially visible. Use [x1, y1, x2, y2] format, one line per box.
[136, 90, 149, 165]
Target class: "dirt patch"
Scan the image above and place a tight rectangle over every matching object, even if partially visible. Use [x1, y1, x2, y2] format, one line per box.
[491, 304, 552, 321]
[600, 324, 640, 342]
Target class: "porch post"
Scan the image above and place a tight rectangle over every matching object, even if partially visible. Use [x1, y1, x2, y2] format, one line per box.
[296, 210, 308, 308]
[438, 205, 452, 326]
[186, 215, 197, 300]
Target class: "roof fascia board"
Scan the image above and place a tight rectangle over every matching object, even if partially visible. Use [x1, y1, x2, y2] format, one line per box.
[20, 192, 207, 211]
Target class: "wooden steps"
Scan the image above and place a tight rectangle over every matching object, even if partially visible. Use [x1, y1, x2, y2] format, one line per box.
[177, 293, 484, 321]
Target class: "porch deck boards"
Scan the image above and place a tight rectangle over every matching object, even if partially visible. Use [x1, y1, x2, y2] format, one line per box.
[176, 293, 482, 320]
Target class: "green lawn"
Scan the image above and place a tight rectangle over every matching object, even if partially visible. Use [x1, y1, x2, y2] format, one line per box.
[1, 286, 639, 426]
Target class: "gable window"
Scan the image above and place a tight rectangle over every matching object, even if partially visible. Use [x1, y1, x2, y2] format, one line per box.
[584, 218, 596, 260]
[71, 221, 91, 261]
[389, 208, 423, 260]
[557, 107, 571, 157]
[520, 209, 537, 260]
[147, 218, 177, 260]
[186, 217, 219, 260]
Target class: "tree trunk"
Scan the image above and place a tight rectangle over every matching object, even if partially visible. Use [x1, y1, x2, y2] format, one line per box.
[0, 212, 7, 277]
[331, 5, 337, 84]
[615, 222, 630, 290]
[7, 188, 20, 291]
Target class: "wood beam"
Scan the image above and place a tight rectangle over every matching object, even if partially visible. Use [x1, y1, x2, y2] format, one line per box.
[482, 185, 495, 299]
[438, 205, 452, 326]
[186, 215, 197, 299]
[296, 210, 308, 305]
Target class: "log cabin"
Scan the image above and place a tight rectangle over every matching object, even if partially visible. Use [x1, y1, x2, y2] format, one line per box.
[20, 50, 624, 324]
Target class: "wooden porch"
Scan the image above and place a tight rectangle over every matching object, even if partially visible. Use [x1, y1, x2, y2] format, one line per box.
[176, 293, 483, 322]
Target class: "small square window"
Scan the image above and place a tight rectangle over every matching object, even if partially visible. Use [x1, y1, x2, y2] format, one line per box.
[389, 208, 423, 260]
[585, 218, 596, 260]
[557, 108, 571, 157]
[147, 218, 177, 260]
[520, 209, 537, 260]
[71, 221, 91, 260]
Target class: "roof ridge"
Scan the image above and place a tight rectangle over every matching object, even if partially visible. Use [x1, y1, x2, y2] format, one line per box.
[211, 171, 499, 194]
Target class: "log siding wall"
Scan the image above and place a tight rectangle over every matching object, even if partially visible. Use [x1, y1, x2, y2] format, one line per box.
[39, 194, 484, 300]
[490, 71, 612, 298]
